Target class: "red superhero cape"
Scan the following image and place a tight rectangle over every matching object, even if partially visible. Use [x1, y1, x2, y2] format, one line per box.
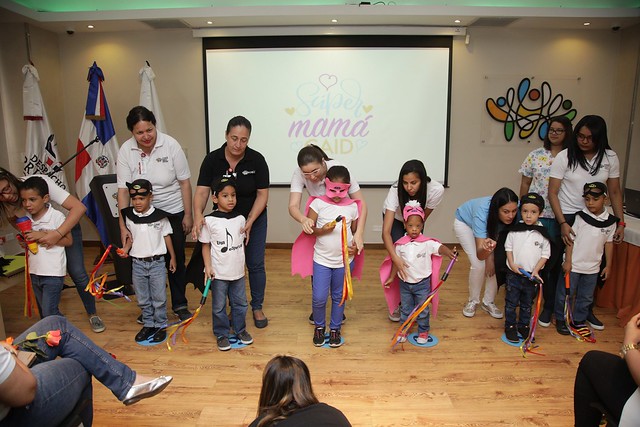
[379, 234, 443, 317]
[291, 196, 364, 279]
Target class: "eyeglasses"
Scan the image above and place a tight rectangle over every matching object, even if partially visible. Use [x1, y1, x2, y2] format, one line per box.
[548, 128, 565, 135]
[302, 167, 322, 178]
[576, 133, 593, 142]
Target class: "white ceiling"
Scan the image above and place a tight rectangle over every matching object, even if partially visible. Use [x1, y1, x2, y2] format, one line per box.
[0, 0, 639, 34]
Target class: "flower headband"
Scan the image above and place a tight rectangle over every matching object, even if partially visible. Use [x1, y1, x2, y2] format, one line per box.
[324, 178, 350, 199]
[403, 200, 425, 221]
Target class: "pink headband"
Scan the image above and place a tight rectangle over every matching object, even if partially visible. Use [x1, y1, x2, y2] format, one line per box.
[324, 178, 350, 199]
[403, 201, 425, 221]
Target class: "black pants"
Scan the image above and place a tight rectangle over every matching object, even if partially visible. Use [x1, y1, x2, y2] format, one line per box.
[574, 350, 637, 426]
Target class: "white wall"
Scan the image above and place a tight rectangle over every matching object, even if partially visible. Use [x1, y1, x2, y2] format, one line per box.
[1, 24, 637, 243]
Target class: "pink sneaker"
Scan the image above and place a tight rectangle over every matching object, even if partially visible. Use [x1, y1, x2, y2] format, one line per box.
[416, 332, 430, 344]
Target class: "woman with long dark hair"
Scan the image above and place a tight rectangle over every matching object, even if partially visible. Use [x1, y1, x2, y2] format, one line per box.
[249, 355, 351, 427]
[453, 187, 519, 319]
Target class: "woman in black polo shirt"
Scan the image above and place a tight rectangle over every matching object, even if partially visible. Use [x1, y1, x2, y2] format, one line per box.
[193, 116, 270, 328]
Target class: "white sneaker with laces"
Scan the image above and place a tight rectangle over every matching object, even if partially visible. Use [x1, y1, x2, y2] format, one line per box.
[462, 301, 478, 317]
[388, 305, 401, 322]
[481, 301, 504, 319]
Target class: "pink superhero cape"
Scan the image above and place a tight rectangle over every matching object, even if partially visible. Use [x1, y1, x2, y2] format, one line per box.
[379, 234, 443, 318]
[291, 196, 364, 279]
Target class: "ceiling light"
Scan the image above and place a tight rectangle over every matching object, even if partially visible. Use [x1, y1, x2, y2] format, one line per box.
[583, 22, 590, 26]
[87, 25, 94, 29]
[331, 19, 338, 23]
[207, 21, 213, 25]
[454, 19, 461, 24]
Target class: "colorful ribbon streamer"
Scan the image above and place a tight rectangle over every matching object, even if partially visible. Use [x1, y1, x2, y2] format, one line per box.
[563, 273, 596, 343]
[84, 245, 130, 301]
[22, 242, 36, 317]
[518, 269, 544, 357]
[165, 278, 212, 350]
[339, 217, 353, 306]
[390, 251, 458, 349]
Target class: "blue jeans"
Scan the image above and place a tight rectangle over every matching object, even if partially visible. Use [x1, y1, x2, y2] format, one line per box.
[312, 261, 352, 331]
[400, 276, 432, 334]
[1, 315, 136, 426]
[166, 211, 188, 312]
[554, 271, 598, 324]
[245, 210, 267, 311]
[66, 222, 97, 315]
[211, 277, 248, 338]
[132, 258, 168, 328]
[30, 274, 64, 318]
[505, 271, 538, 328]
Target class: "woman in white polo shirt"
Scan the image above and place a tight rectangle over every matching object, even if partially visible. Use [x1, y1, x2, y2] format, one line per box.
[117, 106, 193, 321]
[548, 114, 625, 330]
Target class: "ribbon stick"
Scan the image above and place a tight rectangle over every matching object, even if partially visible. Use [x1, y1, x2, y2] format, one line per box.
[22, 242, 36, 317]
[84, 245, 131, 301]
[337, 217, 353, 306]
[517, 269, 545, 357]
[563, 273, 596, 343]
[166, 278, 211, 350]
[391, 251, 458, 349]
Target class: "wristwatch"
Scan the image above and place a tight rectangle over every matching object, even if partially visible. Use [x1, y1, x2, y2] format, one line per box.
[620, 343, 639, 358]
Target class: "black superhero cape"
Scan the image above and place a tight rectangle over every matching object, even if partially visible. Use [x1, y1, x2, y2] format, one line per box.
[494, 222, 554, 288]
[185, 210, 244, 293]
[575, 210, 619, 228]
[121, 206, 170, 224]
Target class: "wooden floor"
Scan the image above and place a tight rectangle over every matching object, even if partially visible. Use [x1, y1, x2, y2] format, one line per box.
[0, 247, 624, 426]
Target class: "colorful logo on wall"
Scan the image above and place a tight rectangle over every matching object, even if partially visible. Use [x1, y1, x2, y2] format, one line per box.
[486, 78, 577, 141]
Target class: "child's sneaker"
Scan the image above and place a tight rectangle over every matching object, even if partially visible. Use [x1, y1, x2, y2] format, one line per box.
[217, 336, 231, 351]
[505, 325, 519, 343]
[389, 305, 401, 322]
[556, 320, 570, 335]
[329, 329, 342, 348]
[135, 326, 155, 342]
[416, 332, 430, 344]
[481, 301, 504, 319]
[517, 325, 530, 339]
[237, 330, 253, 345]
[313, 326, 326, 347]
[397, 335, 407, 343]
[149, 328, 166, 344]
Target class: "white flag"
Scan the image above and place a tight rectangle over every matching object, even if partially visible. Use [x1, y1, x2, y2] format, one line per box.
[139, 63, 167, 133]
[22, 64, 69, 190]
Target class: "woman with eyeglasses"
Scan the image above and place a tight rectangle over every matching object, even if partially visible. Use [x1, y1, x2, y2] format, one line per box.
[0, 168, 106, 334]
[548, 114, 625, 333]
[288, 144, 367, 253]
[518, 116, 572, 328]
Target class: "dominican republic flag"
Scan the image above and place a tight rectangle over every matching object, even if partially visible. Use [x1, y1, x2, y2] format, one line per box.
[74, 62, 119, 245]
[22, 64, 69, 190]
[139, 62, 167, 133]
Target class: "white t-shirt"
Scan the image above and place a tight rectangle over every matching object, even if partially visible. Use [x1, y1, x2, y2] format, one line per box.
[290, 159, 361, 197]
[395, 238, 442, 284]
[0, 346, 16, 420]
[309, 198, 359, 268]
[117, 132, 191, 214]
[549, 149, 620, 215]
[125, 206, 173, 258]
[570, 209, 616, 274]
[199, 213, 246, 281]
[382, 180, 445, 222]
[504, 225, 551, 273]
[28, 206, 66, 276]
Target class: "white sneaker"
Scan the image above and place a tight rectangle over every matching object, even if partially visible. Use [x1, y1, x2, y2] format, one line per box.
[397, 335, 407, 343]
[389, 305, 401, 322]
[462, 301, 478, 318]
[481, 302, 504, 319]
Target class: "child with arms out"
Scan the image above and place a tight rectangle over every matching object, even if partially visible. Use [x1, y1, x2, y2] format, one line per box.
[385, 201, 456, 344]
[119, 179, 176, 344]
[554, 182, 617, 337]
[308, 166, 360, 348]
[200, 177, 253, 351]
[19, 176, 73, 317]
[503, 193, 551, 342]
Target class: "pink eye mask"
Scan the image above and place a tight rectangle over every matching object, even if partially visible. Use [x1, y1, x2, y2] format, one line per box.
[324, 178, 350, 199]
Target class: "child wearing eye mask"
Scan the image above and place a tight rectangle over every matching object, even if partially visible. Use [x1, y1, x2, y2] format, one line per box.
[303, 165, 360, 348]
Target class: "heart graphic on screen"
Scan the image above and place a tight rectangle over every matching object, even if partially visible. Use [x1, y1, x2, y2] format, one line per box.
[356, 140, 368, 151]
[285, 107, 295, 115]
[363, 105, 373, 113]
[319, 74, 337, 91]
